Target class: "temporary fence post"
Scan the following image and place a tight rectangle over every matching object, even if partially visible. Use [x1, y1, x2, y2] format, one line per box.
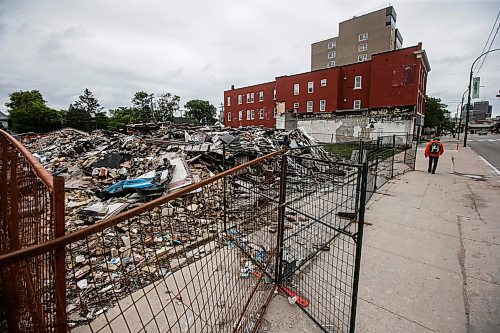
[222, 144, 227, 232]
[357, 140, 364, 164]
[349, 162, 369, 333]
[403, 133, 408, 165]
[391, 134, 396, 178]
[2, 144, 21, 333]
[373, 138, 380, 192]
[53, 176, 67, 333]
[274, 152, 288, 286]
[413, 138, 417, 171]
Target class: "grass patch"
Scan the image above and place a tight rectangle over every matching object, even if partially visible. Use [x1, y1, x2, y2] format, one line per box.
[324, 143, 359, 159]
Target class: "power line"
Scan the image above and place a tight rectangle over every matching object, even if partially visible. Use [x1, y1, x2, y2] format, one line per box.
[475, 10, 500, 75]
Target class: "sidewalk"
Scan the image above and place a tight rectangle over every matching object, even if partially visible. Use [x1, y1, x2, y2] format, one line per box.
[356, 139, 500, 332]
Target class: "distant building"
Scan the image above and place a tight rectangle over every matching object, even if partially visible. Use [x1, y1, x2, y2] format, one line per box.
[224, 44, 430, 137]
[461, 100, 493, 122]
[0, 111, 8, 129]
[311, 6, 403, 70]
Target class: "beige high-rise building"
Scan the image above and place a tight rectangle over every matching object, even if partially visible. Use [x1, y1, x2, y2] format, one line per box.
[311, 6, 403, 70]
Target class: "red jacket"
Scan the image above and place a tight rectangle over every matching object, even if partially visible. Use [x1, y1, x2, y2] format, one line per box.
[425, 140, 444, 157]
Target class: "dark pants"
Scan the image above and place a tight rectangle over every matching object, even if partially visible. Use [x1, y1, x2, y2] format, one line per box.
[428, 156, 439, 174]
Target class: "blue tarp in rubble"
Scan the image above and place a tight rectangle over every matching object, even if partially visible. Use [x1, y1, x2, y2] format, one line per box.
[106, 178, 154, 194]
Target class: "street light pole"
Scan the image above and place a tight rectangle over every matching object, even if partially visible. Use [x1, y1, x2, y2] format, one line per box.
[464, 48, 500, 147]
[457, 88, 468, 141]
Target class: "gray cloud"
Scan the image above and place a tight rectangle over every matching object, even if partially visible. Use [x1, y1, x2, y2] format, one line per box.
[0, 0, 499, 117]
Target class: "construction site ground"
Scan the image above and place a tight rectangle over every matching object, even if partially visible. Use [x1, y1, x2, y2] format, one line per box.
[260, 139, 500, 333]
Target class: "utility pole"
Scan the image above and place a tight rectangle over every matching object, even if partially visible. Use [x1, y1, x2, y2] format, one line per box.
[464, 48, 500, 147]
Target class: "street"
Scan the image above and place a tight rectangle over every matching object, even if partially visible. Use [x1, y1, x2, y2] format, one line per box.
[465, 133, 500, 171]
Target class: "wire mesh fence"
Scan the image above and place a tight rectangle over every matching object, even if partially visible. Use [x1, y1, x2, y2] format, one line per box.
[278, 155, 367, 333]
[0, 130, 66, 332]
[0, 128, 419, 333]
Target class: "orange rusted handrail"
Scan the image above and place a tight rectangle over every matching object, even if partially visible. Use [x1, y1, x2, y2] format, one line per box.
[0, 130, 54, 189]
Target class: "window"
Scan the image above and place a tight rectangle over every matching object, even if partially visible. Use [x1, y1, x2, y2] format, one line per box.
[358, 54, 367, 62]
[320, 79, 327, 87]
[273, 107, 277, 118]
[307, 101, 313, 112]
[327, 61, 335, 68]
[273, 89, 276, 100]
[246, 110, 251, 120]
[293, 83, 299, 95]
[259, 109, 264, 119]
[238, 110, 243, 120]
[259, 91, 264, 102]
[293, 102, 299, 109]
[358, 44, 367, 52]
[358, 32, 368, 41]
[227, 96, 231, 106]
[327, 51, 335, 59]
[354, 76, 362, 89]
[246, 93, 254, 103]
[327, 41, 336, 49]
[308, 81, 313, 93]
[251, 109, 255, 120]
[320, 100, 326, 111]
[227, 112, 231, 121]
[354, 100, 361, 110]
[238, 95, 242, 105]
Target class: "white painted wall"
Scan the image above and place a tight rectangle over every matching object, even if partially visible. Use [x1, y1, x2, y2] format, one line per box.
[295, 117, 414, 143]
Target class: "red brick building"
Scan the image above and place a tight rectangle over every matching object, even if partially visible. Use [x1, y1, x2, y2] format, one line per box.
[224, 43, 430, 129]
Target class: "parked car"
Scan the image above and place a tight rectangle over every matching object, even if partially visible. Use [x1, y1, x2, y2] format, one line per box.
[478, 130, 488, 135]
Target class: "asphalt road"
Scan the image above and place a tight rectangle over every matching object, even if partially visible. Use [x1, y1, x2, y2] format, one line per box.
[466, 133, 500, 171]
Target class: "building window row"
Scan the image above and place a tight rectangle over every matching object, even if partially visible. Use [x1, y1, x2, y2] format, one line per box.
[307, 101, 313, 112]
[236, 91, 267, 105]
[357, 54, 367, 62]
[327, 61, 335, 68]
[328, 51, 336, 59]
[230, 109, 266, 121]
[227, 96, 231, 106]
[327, 41, 336, 49]
[294, 79, 328, 95]
[358, 44, 367, 52]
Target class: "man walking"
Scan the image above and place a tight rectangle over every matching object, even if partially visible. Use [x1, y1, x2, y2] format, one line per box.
[425, 137, 445, 174]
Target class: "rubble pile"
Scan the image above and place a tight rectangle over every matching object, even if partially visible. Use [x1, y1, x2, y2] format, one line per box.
[22, 125, 344, 325]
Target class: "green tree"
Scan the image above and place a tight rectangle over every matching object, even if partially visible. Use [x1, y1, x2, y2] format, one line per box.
[108, 107, 138, 132]
[184, 99, 217, 125]
[74, 88, 102, 117]
[6, 90, 63, 133]
[131, 91, 153, 123]
[155, 93, 180, 122]
[65, 104, 92, 131]
[94, 112, 109, 130]
[424, 96, 451, 130]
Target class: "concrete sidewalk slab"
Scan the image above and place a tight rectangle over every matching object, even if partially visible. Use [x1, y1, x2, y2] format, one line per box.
[359, 245, 466, 332]
[357, 144, 500, 333]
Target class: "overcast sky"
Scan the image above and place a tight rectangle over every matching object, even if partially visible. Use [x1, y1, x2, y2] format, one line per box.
[1, 0, 499, 117]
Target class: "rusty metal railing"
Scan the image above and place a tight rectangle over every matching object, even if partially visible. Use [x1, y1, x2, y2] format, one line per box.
[0, 129, 66, 332]
[0, 146, 284, 332]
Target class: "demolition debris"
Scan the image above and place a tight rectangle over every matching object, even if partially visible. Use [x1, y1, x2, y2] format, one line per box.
[21, 125, 344, 326]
